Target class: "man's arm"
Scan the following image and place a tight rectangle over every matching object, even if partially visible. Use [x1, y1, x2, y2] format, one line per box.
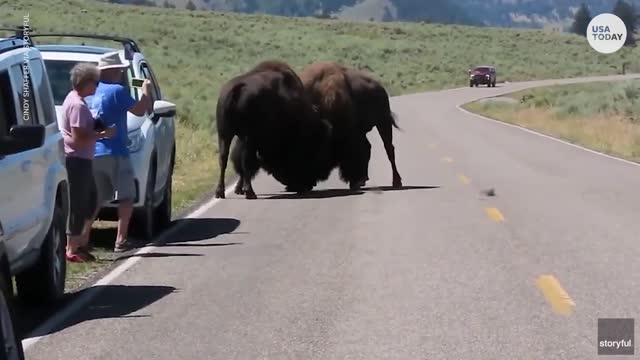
[126, 80, 153, 116]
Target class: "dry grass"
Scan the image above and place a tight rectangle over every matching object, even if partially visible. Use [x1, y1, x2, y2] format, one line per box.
[464, 103, 640, 163]
[463, 80, 640, 163]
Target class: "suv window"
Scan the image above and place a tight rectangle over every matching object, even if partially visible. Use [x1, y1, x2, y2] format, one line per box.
[28, 59, 57, 125]
[42, 59, 79, 106]
[0, 70, 18, 137]
[140, 62, 160, 104]
[11, 64, 39, 125]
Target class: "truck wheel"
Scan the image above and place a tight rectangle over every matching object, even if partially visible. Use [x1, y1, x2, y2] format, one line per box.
[469, 80, 473, 87]
[154, 167, 172, 232]
[15, 200, 67, 306]
[0, 280, 24, 360]
[0, 274, 24, 360]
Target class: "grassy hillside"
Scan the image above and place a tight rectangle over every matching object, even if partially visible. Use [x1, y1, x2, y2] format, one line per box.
[463, 80, 640, 162]
[1, 0, 639, 288]
[99, 0, 640, 29]
[3, 0, 638, 129]
[105, 0, 480, 25]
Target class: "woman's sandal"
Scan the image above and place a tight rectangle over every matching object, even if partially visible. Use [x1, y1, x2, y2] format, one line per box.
[78, 247, 97, 261]
[66, 251, 95, 263]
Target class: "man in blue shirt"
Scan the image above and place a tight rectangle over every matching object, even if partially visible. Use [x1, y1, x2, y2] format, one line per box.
[86, 51, 152, 253]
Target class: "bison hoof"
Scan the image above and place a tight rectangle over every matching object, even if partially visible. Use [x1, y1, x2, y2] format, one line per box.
[349, 182, 362, 191]
[215, 187, 226, 199]
[245, 191, 258, 200]
[392, 178, 403, 188]
[234, 184, 245, 195]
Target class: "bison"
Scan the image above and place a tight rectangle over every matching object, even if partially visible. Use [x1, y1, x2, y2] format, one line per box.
[214, 60, 332, 199]
[297, 61, 403, 190]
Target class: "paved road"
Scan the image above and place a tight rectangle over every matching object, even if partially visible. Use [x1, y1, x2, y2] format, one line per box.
[24, 74, 640, 359]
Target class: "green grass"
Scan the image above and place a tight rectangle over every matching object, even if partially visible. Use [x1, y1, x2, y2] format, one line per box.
[463, 79, 640, 163]
[2, 0, 639, 290]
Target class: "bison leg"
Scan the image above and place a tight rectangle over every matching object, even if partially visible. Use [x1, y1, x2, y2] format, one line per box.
[230, 139, 246, 195]
[215, 132, 233, 198]
[339, 136, 370, 191]
[358, 136, 371, 188]
[376, 116, 402, 188]
[240, 140, 260, 199]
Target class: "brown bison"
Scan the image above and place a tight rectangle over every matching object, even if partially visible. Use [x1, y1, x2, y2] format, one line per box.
[214, 60, 332, 199]
[297, 61, 403, 190]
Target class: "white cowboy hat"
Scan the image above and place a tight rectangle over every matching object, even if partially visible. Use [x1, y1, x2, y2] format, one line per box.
[97, 51, 130, 70]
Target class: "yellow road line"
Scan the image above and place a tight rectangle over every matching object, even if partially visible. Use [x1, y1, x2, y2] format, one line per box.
[485, 207, 504, 222]
[441, 157, 453, 163]
[458, 174, 471, 184]
[536, 275, 576, 316]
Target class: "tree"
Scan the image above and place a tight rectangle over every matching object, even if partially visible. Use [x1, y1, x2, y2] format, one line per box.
[612, 0, 637, 45]
[186, 0, 196, 10]
[571, 3, 592, 36]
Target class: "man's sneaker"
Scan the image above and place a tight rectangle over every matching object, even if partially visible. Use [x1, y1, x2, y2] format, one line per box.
[114, 239, 141, 253]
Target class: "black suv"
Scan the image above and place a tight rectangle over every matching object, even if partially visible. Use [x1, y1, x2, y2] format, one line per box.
[469, 65, 496, 87]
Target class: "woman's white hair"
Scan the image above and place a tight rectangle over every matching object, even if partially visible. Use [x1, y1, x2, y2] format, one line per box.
[70, 62, 100, 90]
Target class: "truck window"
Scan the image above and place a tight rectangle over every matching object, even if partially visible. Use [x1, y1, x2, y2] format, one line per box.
[140, 63, 160, 104]
[29, 59, 57, 125]
[10, 64, 39, 126]
[0, 70, 18, 137]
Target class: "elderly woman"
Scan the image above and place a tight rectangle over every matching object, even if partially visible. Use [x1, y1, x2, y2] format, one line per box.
[58, 62, 116, 262]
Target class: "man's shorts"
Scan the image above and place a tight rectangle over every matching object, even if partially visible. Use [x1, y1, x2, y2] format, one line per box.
[65, 157, 98, 236]
[94, 155, 136, 205]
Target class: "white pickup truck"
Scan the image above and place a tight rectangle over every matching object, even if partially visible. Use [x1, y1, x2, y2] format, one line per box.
[0, 34, 69, 307]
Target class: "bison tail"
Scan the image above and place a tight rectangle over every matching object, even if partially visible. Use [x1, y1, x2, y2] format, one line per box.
[389, 111, 401, 130]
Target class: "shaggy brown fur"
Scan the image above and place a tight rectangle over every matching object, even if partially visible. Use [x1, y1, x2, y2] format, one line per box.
[299, 61, 403, 189]
[215, 60, 332, 199]
[226, 60, 403, 193]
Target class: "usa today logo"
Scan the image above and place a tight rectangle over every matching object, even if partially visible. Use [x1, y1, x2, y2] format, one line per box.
[587, 13, 627, 54]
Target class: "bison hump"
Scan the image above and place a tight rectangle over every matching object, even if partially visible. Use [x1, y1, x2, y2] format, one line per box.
[317, 72, 351, 110]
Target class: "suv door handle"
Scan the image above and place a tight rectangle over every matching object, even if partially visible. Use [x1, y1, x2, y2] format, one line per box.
[21, 160, 32, 172]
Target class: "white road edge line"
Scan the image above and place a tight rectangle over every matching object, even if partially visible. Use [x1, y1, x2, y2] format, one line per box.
[456, 102, 640, 169]
[22, 179, 239, 352]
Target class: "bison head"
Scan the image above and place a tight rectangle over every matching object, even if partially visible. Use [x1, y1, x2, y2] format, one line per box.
[273, 113, 334, 193]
